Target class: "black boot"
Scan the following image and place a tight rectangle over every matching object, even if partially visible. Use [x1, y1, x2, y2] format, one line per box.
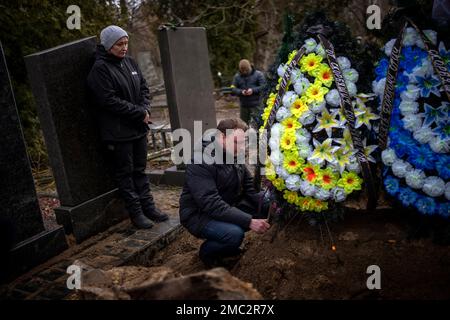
[144, 207, 169, 222]
[130, 212, 154, 229]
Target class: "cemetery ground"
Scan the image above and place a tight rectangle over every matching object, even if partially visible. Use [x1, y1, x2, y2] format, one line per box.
[150, 209, 450, 300]
[2, 96, 450, 300]
[9, 186, 450, 300]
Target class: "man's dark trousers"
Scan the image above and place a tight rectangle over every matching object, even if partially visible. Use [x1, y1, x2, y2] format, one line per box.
[198, 195, 268, 264]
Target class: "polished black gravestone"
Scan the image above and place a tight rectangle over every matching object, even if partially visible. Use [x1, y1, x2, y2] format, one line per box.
[154, 27, 217, 184]
[0, 42, 67, 279]
[25, 37, 127, 243]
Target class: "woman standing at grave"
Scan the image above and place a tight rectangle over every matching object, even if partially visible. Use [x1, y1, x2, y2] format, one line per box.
[87, 25, 169, 229]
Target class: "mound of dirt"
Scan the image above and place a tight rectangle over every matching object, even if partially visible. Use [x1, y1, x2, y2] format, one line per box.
[77, 265, 262, 300]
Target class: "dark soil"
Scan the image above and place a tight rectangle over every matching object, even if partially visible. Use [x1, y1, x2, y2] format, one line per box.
[148, 210, 450, 300]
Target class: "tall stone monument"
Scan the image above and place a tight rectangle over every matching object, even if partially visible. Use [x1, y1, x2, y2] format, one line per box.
[153, 27, 217, 185]
[0, 41, 67, 279]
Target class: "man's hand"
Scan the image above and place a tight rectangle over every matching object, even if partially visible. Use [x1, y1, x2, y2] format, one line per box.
[241, 89, 253, 96]
[143, 111, 150, 124]
[249, 219, 270, 234]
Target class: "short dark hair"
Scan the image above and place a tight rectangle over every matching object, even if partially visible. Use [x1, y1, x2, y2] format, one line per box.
[217, 118, 248, 135]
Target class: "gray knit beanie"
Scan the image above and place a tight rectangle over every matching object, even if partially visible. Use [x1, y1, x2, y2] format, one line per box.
[100, 25, 128, 50]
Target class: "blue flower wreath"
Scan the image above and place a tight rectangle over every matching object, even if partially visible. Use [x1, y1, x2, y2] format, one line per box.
[375, 29, 449, 218]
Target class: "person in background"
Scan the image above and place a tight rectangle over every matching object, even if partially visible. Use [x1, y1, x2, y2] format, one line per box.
[231, 59, 266, 126]
[87, 25, 169, 229]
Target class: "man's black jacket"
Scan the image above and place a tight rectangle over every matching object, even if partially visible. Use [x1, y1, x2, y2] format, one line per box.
[179, 158, 261, 238]
[87, 45, 150, 142]
[231, 67, 266, 108]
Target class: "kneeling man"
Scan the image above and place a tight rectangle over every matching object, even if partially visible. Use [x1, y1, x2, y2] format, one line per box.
[179, 118, 270, 267]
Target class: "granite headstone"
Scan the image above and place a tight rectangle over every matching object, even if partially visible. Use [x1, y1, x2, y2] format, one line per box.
[25, 37, 127, 243]
[155, 27, 217, 184]
[0, 41, 67, 279]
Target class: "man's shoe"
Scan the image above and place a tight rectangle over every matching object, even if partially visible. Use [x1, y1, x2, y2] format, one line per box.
[144, 208, 169, 222]
[200, 255, 241, 270]
[130, 213, 154, 229]
[199, 255, 220, 269]
[220, 254, 242, 269]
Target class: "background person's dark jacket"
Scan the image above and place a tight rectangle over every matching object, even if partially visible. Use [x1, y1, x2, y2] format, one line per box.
[179, 159, 261, 238]
[231, 67, 266, 108]
[87, 45, 150, 142]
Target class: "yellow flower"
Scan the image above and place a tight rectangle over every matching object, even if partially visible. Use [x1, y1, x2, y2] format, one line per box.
[282, 117, 301, 132]
[280, 131, 296, 150]
[283, 190, 298, 205]
[335, 128, 353, 153]
[338, 171, 363, 194]
[276, 77, 282, 90]
[314, 64, 334, 87]
[312, 109, 340, 137]
[261, 105, 271, 122]
[265, 161, 276, 181]
[300, 53, 323, 75]
[272, 177, 286, 191]
[305, 82, 329, 103]
[266, 92, 276, 108]
[260, 94, 277, 131]
[283, 151, 304, 174]
[301, 163, 321, 184]
[317, 167, 338, 190]
[309, 138, 337, 164]
[331, 147, 352, 174]
[290, 98, 309, 118]
[295, 196, 328, 212]
[310, 199, 329, 212]
[296, 196, 312, 211]
[287, 50, 298, 65]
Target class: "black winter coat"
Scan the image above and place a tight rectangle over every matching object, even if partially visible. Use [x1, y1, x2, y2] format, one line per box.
[87, 45, 150, 142]
[231, 67, 266, 108]
[179, 159, 261, 238]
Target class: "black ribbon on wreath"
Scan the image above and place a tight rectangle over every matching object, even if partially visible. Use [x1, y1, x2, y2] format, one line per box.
[317, 34, 378, 210]
[379, 18, 450, 151]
